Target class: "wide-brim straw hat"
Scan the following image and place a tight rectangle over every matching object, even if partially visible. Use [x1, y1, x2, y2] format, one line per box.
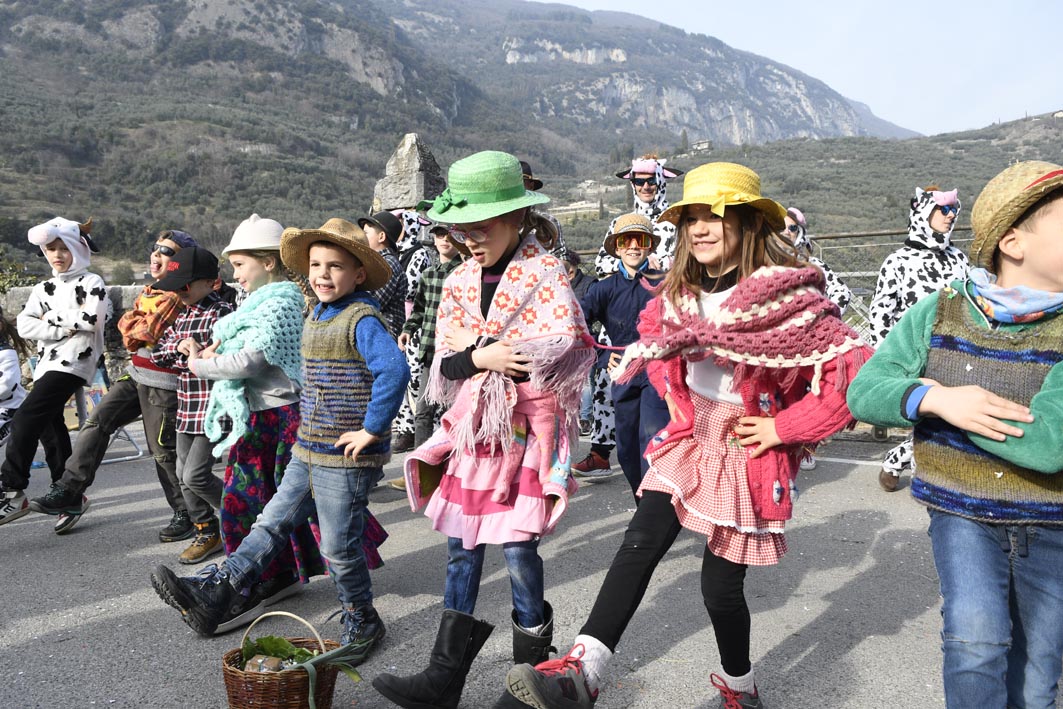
[424, 151, 549, 224]
[970, 160, 1063, 269]
[604, 212, 659, 258]
[280, 218, 391, 291]
[658, 162, 786, 231]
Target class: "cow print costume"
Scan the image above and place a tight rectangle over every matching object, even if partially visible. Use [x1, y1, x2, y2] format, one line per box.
[869, 188, 969, 478]
[787, 209, 853, 312]
[392, 210, 433, 442]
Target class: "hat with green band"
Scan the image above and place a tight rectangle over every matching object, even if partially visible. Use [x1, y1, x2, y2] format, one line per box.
[423, 150, 550, 224]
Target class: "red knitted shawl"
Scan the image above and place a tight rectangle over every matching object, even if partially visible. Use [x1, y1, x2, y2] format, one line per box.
[614, 265, 870, 395]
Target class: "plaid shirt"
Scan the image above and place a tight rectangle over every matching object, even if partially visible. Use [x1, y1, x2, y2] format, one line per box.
[401, 257, 461, 364]
[151, 292, 233, 434]
[372, 248, 407, 338]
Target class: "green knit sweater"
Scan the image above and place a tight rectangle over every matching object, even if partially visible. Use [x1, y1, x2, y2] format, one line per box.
[848, 282, 1063, 523]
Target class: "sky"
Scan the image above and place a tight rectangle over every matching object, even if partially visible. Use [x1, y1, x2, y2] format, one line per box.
[529, 0, 1063, 137]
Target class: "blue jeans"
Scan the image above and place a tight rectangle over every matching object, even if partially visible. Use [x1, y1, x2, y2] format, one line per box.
[928, 509, 1063, 709]
[226, 455, 382, 607]
[445, 537, 544, 628]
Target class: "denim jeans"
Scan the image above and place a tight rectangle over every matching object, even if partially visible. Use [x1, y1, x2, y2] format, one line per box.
[928, 509, 1063, 709]
[226, 455, 382, 607]
[445, 537, 545, 628]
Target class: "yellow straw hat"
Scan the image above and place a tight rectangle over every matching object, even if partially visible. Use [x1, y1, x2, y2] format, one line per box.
[280, 218, 391, 291]
[969, 160, 1063, 269]
[658, 162, 786, 231]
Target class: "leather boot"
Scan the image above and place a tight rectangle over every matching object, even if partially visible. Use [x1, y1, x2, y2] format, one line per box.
[373, 609, 494, 709]
[512, 601, 555, 666]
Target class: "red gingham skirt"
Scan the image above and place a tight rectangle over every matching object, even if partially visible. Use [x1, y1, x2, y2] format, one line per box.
[640, 392, 787, 566]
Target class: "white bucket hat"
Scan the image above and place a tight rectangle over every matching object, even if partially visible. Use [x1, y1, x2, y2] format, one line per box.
[222, 214, 285, 255]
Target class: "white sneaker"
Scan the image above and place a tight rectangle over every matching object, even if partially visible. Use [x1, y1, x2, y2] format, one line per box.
[799, 455, 817, 471]
[0, 489, 29, 525]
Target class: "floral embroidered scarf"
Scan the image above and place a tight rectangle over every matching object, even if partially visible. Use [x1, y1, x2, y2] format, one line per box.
[426, 234, 595, 454]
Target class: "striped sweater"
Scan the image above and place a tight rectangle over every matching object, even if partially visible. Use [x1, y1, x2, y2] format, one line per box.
[294, 295, 408, 468]
[848, 282, 1063, 524]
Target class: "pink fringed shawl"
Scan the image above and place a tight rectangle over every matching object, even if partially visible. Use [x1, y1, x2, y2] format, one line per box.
[426, 234, 596, 456]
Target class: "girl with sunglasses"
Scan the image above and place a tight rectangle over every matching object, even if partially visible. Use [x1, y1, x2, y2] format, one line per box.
[868, 186, 969, 492]
[503, 162, 871, 709]
[373, 150, 595, 709]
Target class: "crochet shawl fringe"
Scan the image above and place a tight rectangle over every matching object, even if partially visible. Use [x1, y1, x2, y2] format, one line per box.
[204, 281, 305, 456]
[426, 235, 595, 457]
[614, 265, 871, 397]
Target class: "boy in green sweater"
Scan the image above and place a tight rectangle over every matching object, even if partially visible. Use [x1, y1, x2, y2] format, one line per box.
[847, 161, 1063, 709]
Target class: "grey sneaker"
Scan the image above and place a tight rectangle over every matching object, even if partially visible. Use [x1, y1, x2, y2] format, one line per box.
[506, 645, 599, 709]
[711, 673, 764, 709]
[54, 495, 91, 535]
[0, 489, 29, 525]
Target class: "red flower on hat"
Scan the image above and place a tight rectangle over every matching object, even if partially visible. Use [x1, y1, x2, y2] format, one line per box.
[167, 261, 180, 272]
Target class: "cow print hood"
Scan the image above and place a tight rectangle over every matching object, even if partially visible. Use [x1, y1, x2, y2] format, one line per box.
[906, 187, 960, 251]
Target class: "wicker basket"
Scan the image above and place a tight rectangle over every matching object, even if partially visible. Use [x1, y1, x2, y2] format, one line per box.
[222, 611, 341, 709]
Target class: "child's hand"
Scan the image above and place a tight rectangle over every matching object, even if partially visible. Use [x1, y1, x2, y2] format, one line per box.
[444, 327, 477, 352]
[397, 332, 410, 350]
[664, 392, 688, 425]
[735, 416, 783, 458]
[197, 340, 220, 360]
[177, 338, 200, 358]
[335, 429, 380, 459]
[472, 340, 531, 377]
[606, 351, 622, 374]
[919, 384, 1033, 441]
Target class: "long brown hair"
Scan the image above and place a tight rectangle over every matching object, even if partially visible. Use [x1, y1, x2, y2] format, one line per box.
[660, 204, 801, 306]
[519, 209, 559, 250]
[0, 307, 29, 358]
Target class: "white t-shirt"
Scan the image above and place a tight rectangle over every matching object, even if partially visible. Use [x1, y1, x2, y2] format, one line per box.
[685, 286, 743, 406]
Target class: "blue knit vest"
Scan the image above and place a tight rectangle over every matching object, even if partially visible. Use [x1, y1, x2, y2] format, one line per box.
[294, 301, 390, 468]
[912, 292, 1063, 524]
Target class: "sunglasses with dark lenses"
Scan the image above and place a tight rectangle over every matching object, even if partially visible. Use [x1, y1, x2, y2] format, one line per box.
[152, 243, 178, 257]
[937, 204, 960, 217]
[784, 224, 801, 234]
[631, 176, 658, 188]
[617, 233, 654, 249]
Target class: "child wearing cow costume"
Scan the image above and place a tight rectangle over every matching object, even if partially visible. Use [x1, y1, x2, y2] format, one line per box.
[0, 217, 108, 525]
[868, 186, 968, 491]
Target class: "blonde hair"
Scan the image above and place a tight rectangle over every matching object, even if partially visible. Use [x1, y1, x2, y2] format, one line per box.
[660, 204, 801, 306]
[519, 209, 558, 250]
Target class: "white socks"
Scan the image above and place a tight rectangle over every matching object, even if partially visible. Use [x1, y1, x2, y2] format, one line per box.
[718, 667, 756, 694]
[571, 634, 613, 692]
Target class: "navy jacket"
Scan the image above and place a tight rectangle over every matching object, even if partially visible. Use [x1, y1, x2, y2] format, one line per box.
[581, 265, 665, 370]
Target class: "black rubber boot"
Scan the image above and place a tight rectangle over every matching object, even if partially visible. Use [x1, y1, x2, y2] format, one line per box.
[373, 609, 495, 709]
[512, 601, 555, 666]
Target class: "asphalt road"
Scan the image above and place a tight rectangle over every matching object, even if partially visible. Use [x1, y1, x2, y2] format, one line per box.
[0, 429, 987, 708]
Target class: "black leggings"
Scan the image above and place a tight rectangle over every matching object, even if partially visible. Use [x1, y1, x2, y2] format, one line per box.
[580, 490, 752, 676]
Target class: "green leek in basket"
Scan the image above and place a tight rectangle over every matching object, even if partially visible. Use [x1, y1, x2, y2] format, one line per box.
[241, 635, 362, 709]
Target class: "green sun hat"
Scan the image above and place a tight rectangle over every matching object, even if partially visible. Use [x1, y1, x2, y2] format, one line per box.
[423, 150, 550, 224]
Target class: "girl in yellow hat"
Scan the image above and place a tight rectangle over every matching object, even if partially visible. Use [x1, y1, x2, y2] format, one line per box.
[504, 162, 873, 708]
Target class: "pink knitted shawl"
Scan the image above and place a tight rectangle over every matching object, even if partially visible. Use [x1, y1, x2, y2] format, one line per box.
[427, 234, 596, 455]
[614, 265, 870, 395]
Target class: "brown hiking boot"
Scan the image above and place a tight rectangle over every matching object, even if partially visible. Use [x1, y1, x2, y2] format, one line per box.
[572, 451, 611, 478]
[179, 521, 223, 564]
